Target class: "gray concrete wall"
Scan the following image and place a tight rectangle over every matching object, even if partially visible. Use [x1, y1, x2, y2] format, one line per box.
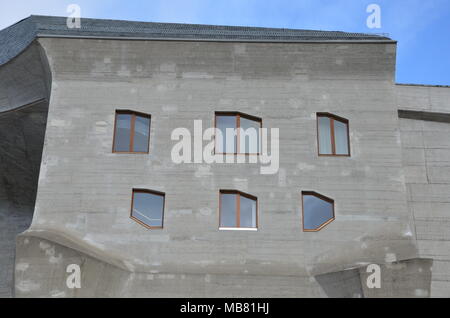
[0, 42, 50, 297]
[396, 84, 450, 114]
[360, 258, 432, 298]
[15, 235, 329, 298]
[399, 116, 450, 297]
[397, 84, 450, 297]
[13, 37, 424, 297]
[0, 42, 50, 113]
[15, 234, 430, 298]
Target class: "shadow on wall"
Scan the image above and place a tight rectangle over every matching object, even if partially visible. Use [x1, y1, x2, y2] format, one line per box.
[315, 258, 433, 298]
[315, 268, 364, 298]
[0, 41, 51, 298]
[0, 100, 49, 297]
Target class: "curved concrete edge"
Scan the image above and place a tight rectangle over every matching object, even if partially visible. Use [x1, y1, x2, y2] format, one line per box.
[18, 228, 134, 273]
[0, 40, 50, 113]
[14, 232, 432, 297]
[18, 227, 313, 277]
[14, 234, 326, 297]
[307, 224, 420, 277]
[315, 258, 433, 298]
[15, 234, 130, 297]
[0, 38, 51, 297]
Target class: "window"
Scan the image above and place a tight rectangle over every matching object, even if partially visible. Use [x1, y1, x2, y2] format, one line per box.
[215, 112, 261, 155]
[302, 191, 335, 232]
[317, 113, 350, 156]
[131, 189, 165, 229]
[219, 190, 258, 230]
[113, 110, 151, 153]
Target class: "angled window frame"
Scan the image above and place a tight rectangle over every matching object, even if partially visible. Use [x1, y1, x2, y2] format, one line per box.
[219, 189, 259, 231]
[214, 111, 262, 156]
[316, 112, 351, 157]
[130, 188, 165, 230]
[301, 191, 335, 232]
[112, 110, 152, 154]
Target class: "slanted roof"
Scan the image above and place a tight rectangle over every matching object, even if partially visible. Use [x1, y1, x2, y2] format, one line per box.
[0, 15, 393, 66]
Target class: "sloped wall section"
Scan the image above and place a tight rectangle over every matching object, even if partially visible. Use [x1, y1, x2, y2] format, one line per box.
[0, 42, 51, 297]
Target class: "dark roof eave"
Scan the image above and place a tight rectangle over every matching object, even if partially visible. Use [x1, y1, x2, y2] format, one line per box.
[36, 33, 397, 44]
[0, 15, 395, 66]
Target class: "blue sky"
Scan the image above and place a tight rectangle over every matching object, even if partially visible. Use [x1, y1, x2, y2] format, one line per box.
[1, 0, 449, 85]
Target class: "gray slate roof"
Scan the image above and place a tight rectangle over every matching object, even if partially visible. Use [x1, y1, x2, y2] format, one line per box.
[0, 15, 392, 66]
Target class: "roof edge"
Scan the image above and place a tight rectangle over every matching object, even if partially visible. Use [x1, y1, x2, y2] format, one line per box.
[396, 83, 450, 88]
[28, 14, 392, 39]
[0, 14, 394, 67]
[36, 33, 397, 44]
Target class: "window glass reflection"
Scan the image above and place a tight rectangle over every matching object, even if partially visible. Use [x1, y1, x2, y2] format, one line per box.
[132, 191, 164, 228]
[303, 193, 334, 231]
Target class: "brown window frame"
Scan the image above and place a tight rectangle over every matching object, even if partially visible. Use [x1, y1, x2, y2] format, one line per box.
[317, 112, 350, 157]
[130, 188, 165, 230]
[219, 190, 259, 230]
[112, 110, 152, 154]
[214, 112, 262, 156]
[301, 191, 335, 232]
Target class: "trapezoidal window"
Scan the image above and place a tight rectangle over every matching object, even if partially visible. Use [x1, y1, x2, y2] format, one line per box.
[113, 110, 151, 153]
[215, 112, 262, 155]
[131, 189, 165, 229]
[302, 191, 335, 232]
[317, 113, 350, 156]
[219, 190, 258, 230]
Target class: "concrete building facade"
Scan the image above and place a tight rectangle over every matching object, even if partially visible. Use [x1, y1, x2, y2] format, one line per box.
[0, 15, 449, 297]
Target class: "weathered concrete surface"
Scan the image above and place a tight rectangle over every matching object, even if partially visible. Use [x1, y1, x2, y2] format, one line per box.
[0, 101, 48, 297]
[396, 84, 450, 114]
[0, 42, 50, 297]
[15, 235, 328, 298]
[11, 37, 422, 297]
[399, 116, 450, 297]
[360, 258, 433, 298]
[397, 84, 450, 297]
[315, 268, 364, 298]
[17, 234, 431, 298]
[315, 258, 433, 298]
[2, 31, 448, 297]
[0, 42, 50, 113]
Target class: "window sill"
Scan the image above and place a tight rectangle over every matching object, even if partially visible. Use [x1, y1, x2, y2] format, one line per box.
[219, 227, 258, 232]
[113, 152, 150, 154]
[214, 153, 261, 156]
[318, 154, 351, 157]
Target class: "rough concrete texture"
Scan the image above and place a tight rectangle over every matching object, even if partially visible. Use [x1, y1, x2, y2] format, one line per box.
[1, 35, 449, 297]
[0, 42, 50, 297]
[14, 235, 432, 298]
[398, 121, 450, 295]
[397, 85, 450, 297]
[396, 84, 450, 114]
[0, 43, 50, 113]
[360, 258, 433, 298]
[0, 101, 48, 297]
[12, 37, 421, 297]
[315, 269, 364, 298]
[15, 235, 327, 298]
